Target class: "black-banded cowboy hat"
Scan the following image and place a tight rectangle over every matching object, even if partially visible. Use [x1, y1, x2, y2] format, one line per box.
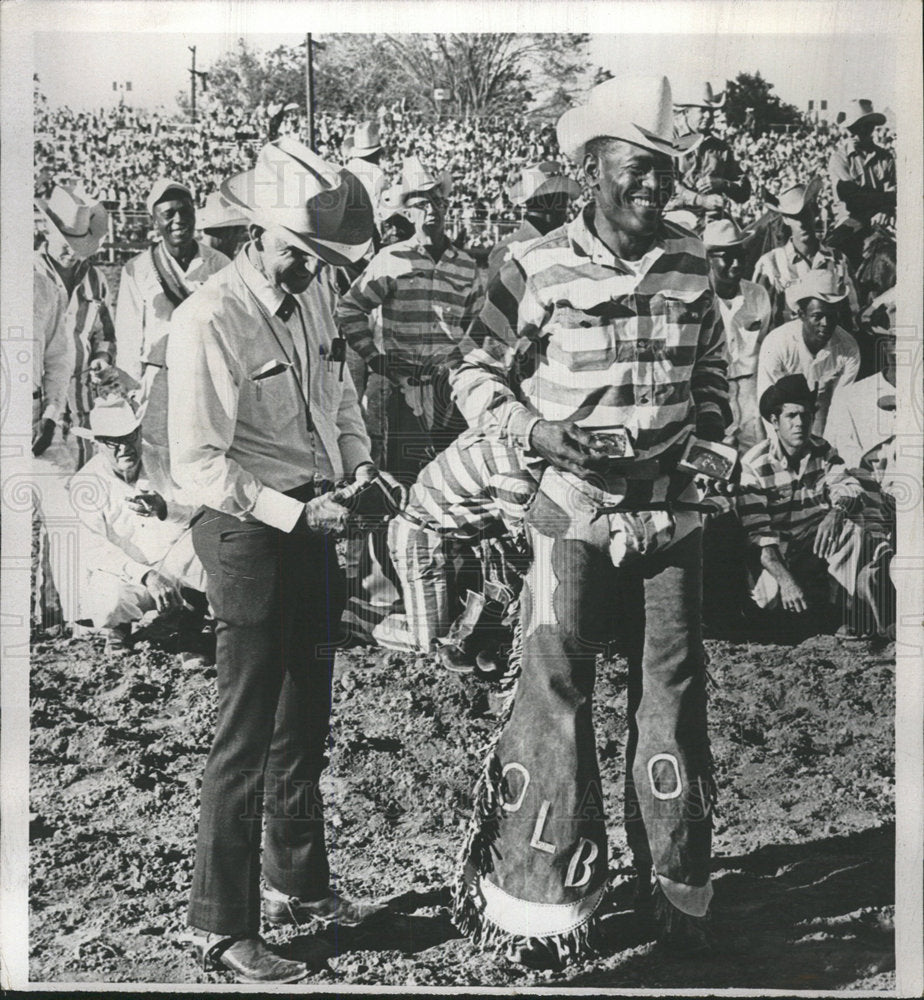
[759, 374, 816, 423]
[784, 268, 849, 313]
[556, 75, 702, 163]
[396, 156, 452, 204]
[221, 136, 374, 267]
[836, 99, 887, 131]
[674, 81, 726, 110]
[35, 185, 109, 259]
[349, 120, 382, 158]
[507, 161, 581, 206]
[764, 177, 823, 217]
[702, 218, 750, 249]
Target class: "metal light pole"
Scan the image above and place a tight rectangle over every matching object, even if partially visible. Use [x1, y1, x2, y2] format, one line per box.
[306, 33, 315, 150]
[188, 46, 197, 122]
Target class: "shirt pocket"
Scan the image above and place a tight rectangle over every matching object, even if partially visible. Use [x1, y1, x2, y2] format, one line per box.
[547, 307, 616, 372]
[244, 365, 302, 429]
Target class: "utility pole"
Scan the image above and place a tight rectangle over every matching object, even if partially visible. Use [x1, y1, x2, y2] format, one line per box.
[305, 33, 315, 150]
[189, 45, 197, 123]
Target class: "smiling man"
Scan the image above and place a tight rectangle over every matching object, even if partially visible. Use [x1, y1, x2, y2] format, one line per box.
[450, 76, 729, 966]
[757, 270, 860, 437]
[114, 179, 229, 423]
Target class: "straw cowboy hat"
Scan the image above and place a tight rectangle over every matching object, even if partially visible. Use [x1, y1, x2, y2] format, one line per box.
[507, 161, 581, 206]
[784, 268, 849, 313]
[35, 185, 109, 259]
[349, 120, 382, 158]
[764, 177, 823, 217]
[674, 81, 726, 109]
[145, 178, 194, 216]
[396, 155, 452, 204]
[836, 99, 887, 131]
[221, 136, 374, 266]
[702, 218, 749, 249]
[72, 395, 142, 440]
[663, 209, 700, 231]
[197, 189, 249, 231]
[556, 75, 702, 163]
[759, 374, 816, 423]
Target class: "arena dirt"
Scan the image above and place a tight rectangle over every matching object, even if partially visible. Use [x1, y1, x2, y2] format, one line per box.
[29, 631, 895, 988]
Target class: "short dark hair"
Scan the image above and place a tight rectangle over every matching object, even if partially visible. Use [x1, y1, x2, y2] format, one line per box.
[584, 136, 621, 162]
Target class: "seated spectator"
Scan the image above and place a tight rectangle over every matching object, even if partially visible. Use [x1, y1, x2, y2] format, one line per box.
[68, 395, 206, 654]
[704, 219, 771, 453]
[757, 270, 860, 436]
[752, 178, 858, 329]
[738, 375, 894, 638]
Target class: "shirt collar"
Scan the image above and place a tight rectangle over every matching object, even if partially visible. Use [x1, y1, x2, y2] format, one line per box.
[568, 203, 666, 273]
[237, 242, 287, 317]
[767, 429, 823, 471]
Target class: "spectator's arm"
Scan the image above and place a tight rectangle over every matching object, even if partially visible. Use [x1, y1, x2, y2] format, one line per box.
[335, 254, 396, 363]
[36, 277, 73, 425]
[691, 292, 731, 441]
[828, 150, 896, 215]
[716, 151, 751, 203]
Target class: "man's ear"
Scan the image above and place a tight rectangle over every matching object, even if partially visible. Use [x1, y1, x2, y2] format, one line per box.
[248, 224, 265, 250]
[583, 151, 599, 190]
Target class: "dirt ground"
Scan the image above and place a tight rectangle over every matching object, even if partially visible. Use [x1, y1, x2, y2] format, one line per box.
[29, 625, 895, 990]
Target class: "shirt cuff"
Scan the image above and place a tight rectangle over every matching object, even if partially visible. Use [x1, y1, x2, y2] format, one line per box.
[507, 408, 541, 450]
[42, 403, 62, 423]
[252, 486, 304, 533]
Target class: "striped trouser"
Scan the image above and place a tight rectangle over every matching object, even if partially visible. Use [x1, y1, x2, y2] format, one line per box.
[387, 431, 539, 651]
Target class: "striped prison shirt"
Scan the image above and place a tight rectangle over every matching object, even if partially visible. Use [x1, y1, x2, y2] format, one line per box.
[336, 238, 485, 368]
[737, 433, 865, 549]
[448, 204, 731, 510]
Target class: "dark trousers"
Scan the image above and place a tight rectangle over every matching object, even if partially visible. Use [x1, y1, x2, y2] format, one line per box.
[187, 501, 345, 935]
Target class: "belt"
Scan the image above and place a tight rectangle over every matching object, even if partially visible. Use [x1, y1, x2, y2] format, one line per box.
[397, 508, 490, 543]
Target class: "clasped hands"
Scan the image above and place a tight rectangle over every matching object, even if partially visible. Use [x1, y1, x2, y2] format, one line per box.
[302, 464, 407, 535]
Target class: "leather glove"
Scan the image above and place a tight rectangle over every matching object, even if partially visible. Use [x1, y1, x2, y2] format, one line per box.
[303, 493, 351, 534]
[354, 463, 408, 509]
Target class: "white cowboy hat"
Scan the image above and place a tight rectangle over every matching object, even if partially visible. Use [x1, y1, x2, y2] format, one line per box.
[221, 136, 374, 266]
[507, 161, 581, 206]
[702, 218, 749, 249]
[836, 99, 887, 131]
[146, 178, 194, 216]
[785, 268, 849, 312]
[72, 395, 142, 440]
[556, 75, 702, 163]
[674, 81, 726, 109]
[35, 185, 109, 259]
[350, 120, 382, 158]
[397, 155, 452, 204]
[197, 189, 250, 231]
[765, 176, 823, 217]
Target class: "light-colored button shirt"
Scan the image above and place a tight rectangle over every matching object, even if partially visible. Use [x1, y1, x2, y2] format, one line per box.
[825, 371, 896, 483]
[167, 246, 371, 533]
[33, 253, 73, 424]
[756, 319, 860, 403]
[67, 444, 197, 586]
[716, 279, 771, 379]
[115, 239, 229, 381]
[827, 141, 896, 226]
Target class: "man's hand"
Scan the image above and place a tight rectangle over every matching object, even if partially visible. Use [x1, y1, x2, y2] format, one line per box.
[813, 508, 848, 560]
[353, 462, 408, 509]
[90, 363, 140, 397]
[125, 491, 168, 520]
[303, 493, 351, 534]
[143, 569, 186, 613]
[870, 211, 892, 229]
[32, 418, 55, 456]
[696, 175, 725, 195]
[529, 419, 606, 479]
[696, 192, 724, 212]
[779, 574, 808, 614]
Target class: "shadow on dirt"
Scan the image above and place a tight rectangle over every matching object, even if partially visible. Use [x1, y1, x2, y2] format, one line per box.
[566, 823, 894, 990]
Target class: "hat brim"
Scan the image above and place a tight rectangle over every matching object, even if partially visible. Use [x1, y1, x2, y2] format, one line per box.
[72, 413, 143, 440]
[841, 111, 887, 130]
[674, 93, 726, 110]
[785, 286, 849, 311]
[772, 176, 824, 217]
[146, 184, 194, 216]
[512, 175, 582, 206]
[221, 167, 374, 265]
[350, 144, 381, 158]
[35, 200, 108, 259]
[759, 383, 816, 422]
[399, 174, 453, 205]
[704, 236, 747, 250]
[558, 102, 703, 163]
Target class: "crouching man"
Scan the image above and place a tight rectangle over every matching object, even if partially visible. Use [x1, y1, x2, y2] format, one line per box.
[68, 395, 205, 653]
[738, 374, 895, 638]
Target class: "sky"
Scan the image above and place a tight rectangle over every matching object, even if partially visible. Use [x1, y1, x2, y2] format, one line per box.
[28, 2, 902, 117]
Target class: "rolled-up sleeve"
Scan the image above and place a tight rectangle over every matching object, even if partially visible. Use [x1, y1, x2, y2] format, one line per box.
[167, 305, 303, 532]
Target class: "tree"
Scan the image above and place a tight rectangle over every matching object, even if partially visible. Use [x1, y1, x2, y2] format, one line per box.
[723, 71, 803, 134]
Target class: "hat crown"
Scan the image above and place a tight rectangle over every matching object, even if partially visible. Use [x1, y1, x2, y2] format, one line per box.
[352, 120, 380, 150]
[774, 175, 822, 216]
[87, 395, 141, 438]
[45, 186, 91, 235]
[703, 218, 744, 247]
[400, 156, 451, 200]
